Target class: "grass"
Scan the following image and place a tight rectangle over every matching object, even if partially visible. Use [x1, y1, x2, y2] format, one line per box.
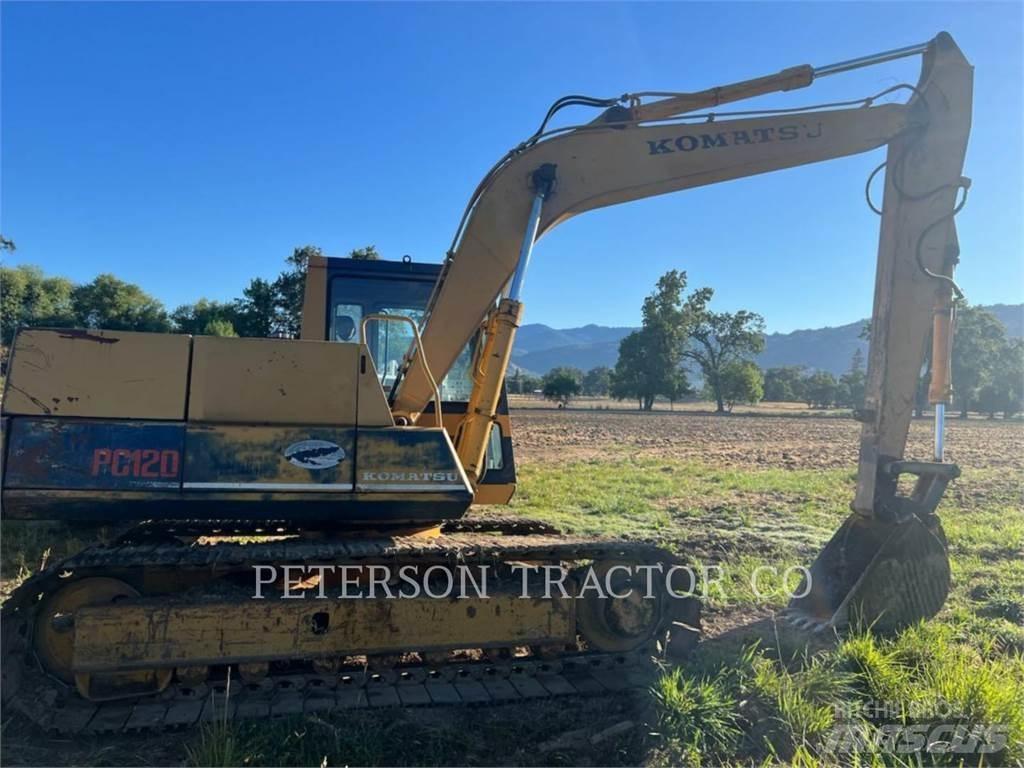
[3, 451, 1020, 766]
[183, 698, 644, 767]
[510, 456, 1024, 765]
[512, 458, 849, 542]
[648, 626, 1024, 766]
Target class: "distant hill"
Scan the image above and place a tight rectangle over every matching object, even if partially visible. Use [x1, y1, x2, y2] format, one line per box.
[512, 304, 1023, 376]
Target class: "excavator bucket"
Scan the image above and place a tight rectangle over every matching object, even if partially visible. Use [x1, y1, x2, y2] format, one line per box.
[786, 512, 950, 633]
[786, 461, 958, 633]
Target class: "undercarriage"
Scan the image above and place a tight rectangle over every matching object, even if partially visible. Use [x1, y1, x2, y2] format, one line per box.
[1, 517, 700, 734]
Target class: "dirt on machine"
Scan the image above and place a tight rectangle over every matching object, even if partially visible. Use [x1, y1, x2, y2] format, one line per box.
[1, 32, 971, 734]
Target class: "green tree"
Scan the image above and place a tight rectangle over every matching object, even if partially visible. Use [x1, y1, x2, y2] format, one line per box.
[662, 369, 692, 409]
[611, 328, 693, 410]
[681, 287, 765, 413]
[803, 370, 838, 408]
[202, 318, 238, 337]
[171, 298, 238, 335]
[0, 235, 15, 252]
[839, 347, 867, 409]
[951, 304, 1007, 418]
[708, 360, 763, 411]
[520, 374, 542, 395]
[763, 366, 806, 402]
[0, 264, 76, 346]
[71, 274, 171, 332]
[610, 270, 694, 410]
[542, 366, 582, 407]
[349, 245, 381, 261]
[976, 338, 1024, 418]
[508, 369, 524, 395]
[272, 246, 321, 337]
[233, 277, 276, 337]
[582, 366, 611, 397]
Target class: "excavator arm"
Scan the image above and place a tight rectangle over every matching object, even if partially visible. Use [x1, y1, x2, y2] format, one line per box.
[395, 32, 972, 630]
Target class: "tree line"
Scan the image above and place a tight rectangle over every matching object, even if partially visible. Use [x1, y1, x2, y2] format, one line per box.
[523, 271, 1023, 419]
[0, 245, 381, 350]
[2, 249, 1020, 418]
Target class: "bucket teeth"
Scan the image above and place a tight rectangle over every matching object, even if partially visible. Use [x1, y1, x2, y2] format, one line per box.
[786, 512, 950, 634]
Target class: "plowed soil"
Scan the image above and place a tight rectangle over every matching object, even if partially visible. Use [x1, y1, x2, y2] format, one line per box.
[510, 406, 1024, 472]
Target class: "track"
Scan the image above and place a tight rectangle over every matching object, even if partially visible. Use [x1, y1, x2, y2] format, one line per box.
[2, 517, 699, 734]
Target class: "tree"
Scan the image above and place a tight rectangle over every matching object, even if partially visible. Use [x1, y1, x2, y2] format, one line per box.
[839, 347, 867, 409]
[171, 298, 238, 336]
[976, 338, 1024, 418]
[708, 360, 763, 411]
[0, 264, 76, 346]
[681, 287, 765, 413]
[804, 370, 838, 408]
[71, 274, 171, 332]
[542, 367, 582, 407]
[763, 366, 806, 402]
[611, 327, 693, 410]
[203, 318, 238, 337]
[582, 366, 611, 397]
[610, 270, 694, 410]
[349, 245, 381, 261]
[233, 277, 276, 337]
[272, 246, 320, 337]
[520, 374, 543, 395]
[951, 304, 1007, 418]
[0, 235, 15, 252]
[662, 369, 692, 409]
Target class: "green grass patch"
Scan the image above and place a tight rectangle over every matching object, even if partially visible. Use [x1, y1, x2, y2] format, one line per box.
[509, 458, 851, 541]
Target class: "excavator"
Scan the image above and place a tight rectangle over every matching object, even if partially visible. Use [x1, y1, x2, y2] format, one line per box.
[0, 32, 971, 733]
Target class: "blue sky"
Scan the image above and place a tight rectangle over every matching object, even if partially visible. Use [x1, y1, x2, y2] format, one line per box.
[2, 2, 1021, 332]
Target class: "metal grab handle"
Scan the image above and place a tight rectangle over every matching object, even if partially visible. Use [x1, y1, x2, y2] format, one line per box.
[361, 313, 443, 428]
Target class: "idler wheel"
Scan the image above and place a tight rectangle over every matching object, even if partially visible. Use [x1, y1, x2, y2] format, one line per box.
[34, 577, 172, 700]
[575, 560, 662, 652]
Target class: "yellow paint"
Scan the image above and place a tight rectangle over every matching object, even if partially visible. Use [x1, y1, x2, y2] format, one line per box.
[2, 329, 190, 420]
[188, 336, 360, 425]
[72, 592, 574, 671]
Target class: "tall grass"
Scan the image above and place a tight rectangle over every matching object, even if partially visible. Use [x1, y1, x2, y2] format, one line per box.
[652, 667, 742, 767]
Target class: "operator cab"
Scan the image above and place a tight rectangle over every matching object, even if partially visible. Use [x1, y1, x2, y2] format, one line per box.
[301, 255, 516, 501]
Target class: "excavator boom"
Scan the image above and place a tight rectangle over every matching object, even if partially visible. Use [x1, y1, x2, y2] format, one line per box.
[394, 32, 971, 628]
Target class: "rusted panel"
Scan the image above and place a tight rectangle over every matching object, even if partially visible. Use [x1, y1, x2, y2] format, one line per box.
[2, 329, 190, 420]
[184, 424, 355, 490]
[72, 592, 574, 672]
[356, 428, 471, 496]
[3, 418, 184, 490]
[188, 337, 360, 426]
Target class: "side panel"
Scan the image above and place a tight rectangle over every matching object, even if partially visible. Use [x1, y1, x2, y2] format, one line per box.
[356, 428, 471, 498]
[184, 425, 355, 491]
[188, 336, 360, 426]
[4, 419, 184, 490]
[356, 348, 395, 427]
[2, 329, 190, 420]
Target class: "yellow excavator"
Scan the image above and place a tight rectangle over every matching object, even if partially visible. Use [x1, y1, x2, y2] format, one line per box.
[0, 32, 971, 733]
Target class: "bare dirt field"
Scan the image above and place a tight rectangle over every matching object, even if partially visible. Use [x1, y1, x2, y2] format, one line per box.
[510, 404, 1024, 473]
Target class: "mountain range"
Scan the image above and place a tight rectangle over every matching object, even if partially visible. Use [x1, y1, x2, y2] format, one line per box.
[511, 304, 1023, 377]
